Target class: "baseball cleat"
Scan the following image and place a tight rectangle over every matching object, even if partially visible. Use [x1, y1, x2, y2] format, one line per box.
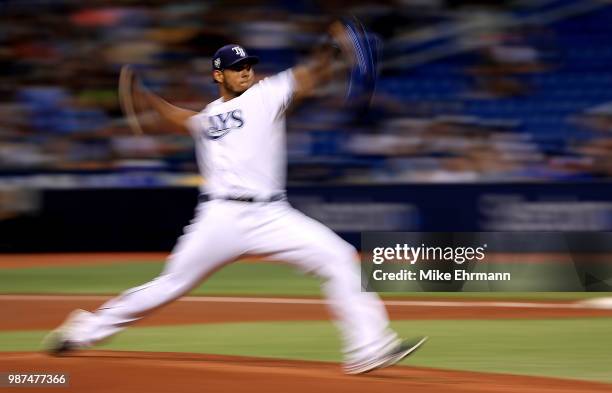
[44, 338, 79, 356]
[42, 309, 90, 356]
[344, 336, 428, 375]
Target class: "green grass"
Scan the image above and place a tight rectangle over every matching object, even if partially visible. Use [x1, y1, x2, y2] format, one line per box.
[4, 319, 612, 383]
[0, 262, 322, 296]
[0, 261, 610, 300]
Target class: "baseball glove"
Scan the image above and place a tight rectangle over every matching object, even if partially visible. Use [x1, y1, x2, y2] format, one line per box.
[340, 16, 380, 110]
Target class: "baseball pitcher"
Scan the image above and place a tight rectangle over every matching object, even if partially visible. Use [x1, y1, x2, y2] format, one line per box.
[44, 20, 427, 374]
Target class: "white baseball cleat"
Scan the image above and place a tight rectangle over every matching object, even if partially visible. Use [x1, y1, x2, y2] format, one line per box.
[343, 336, 428, 375]
[42, 309, 91, 356]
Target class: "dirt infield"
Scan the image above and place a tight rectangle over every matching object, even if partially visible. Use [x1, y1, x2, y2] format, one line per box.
[2, 295, 612, 331]
[2, 351, 611, 393]
[0, 253, 169, 268]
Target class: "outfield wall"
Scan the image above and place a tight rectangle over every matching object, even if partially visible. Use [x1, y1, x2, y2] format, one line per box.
[2, 182, 612, 252]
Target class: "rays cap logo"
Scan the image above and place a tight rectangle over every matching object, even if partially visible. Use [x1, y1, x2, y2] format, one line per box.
[212, 44, 259, 71]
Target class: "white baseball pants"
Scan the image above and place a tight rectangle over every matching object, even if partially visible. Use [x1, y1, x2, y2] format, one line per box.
[67, 200, 397, 362]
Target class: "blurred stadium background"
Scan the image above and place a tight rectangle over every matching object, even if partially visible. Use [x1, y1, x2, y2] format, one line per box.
[1, 3, 612, 387]
[3, 0, 612, 251]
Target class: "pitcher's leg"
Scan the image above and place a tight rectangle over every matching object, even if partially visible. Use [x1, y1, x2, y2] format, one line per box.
[245, 203, 397, 362]
[57, 201, 243, 346]
[314, 242, 399, 362]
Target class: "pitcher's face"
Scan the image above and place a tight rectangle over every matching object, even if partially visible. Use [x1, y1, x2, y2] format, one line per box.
[214, 62, 255, 96]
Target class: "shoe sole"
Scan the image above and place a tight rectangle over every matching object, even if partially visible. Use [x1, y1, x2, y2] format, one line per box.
[344, 336, 428, 375]
[376, 336, 428, 370]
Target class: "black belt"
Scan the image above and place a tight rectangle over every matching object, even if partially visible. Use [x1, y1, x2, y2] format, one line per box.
[199, 192, 286, 203]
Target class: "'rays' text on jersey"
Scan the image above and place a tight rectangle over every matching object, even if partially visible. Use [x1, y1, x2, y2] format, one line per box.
[206, 109, 244, 140]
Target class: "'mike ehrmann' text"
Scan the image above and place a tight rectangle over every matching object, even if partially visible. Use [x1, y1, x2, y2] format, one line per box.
[372, 269, 511, 282]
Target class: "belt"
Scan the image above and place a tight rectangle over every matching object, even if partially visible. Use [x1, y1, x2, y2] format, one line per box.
[199, 192, 287, 203]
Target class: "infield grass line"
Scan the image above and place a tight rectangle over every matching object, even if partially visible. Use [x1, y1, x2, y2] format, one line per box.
[0, 294, 609, 310]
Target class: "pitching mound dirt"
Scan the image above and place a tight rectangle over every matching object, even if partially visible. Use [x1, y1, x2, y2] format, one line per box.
[2, 351, 610, 393]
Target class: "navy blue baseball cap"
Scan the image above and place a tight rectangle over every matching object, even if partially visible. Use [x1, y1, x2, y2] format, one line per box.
[212, 44, 259, 71]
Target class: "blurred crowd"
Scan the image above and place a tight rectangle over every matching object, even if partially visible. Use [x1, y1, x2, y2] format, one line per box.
[1, 0, 612, 186]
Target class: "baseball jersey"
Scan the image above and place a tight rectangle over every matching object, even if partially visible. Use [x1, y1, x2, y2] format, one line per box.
[187, 69, 296, 197]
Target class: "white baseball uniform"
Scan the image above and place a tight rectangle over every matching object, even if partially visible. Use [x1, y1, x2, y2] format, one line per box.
[62, 69, 398, 364]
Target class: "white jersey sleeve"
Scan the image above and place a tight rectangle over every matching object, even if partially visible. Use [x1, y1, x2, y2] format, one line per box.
[186, 113, 205, 137]
[256, 69, 296, 120]
[185, 98, 222, 138]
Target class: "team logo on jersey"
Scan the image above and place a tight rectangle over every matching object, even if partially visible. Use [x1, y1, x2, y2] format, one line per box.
[206, 109, 244, 140]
